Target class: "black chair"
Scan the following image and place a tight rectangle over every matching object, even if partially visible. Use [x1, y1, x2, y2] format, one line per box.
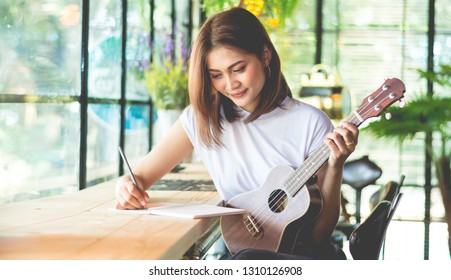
[335, 155, 383, 240]
[348, 192, 403, 260]
[342, 155, 383, 223]
[369, 175, 405, 211]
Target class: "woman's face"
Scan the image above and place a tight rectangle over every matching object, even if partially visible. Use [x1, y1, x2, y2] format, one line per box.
[207, 46, 269, 113]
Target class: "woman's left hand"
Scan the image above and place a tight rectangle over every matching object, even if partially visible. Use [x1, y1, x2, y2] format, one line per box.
[324, 121, 359, 168]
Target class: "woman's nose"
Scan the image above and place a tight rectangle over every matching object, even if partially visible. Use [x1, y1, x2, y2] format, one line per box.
[225, 75, 240, 91]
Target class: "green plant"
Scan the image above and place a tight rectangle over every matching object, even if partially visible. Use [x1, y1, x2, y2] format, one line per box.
[144, 58, 188, 110]
[131, 31, 190, 110]
[362, 64, 451, 257]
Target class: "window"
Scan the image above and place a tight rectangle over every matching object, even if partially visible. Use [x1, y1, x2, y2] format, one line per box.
[269, 0, 449, 259]
[0, 0, 158, 204]
[0, 0, 83, 203]
[0, 0, 191, 204]
[319, 0, 450, 259]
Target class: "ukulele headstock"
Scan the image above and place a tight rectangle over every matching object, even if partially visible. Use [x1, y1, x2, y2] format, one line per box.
[357, 78, 406, 121]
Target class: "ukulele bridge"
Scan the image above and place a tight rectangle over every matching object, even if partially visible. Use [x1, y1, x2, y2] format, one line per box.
[243, 213, 264, 240]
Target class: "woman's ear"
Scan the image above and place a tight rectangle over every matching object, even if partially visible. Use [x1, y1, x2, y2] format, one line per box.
[262, 45, 272, 67]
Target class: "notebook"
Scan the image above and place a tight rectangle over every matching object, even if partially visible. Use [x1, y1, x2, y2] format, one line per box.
[110, 203, 245, 219]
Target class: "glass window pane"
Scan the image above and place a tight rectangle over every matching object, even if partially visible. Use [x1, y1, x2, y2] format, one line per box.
[175, 0, 191, 63]
[429, 222, 450, 259]
[87, 104, 120, 184]
[153, 0, 175, 67]
[322, 33, 340, 71]
[126, 0, 151, 101]
[335, 0, 405, 29]
[384, 221, 450, 260]
[435, 34, 451, 67]
[436, 0, 451, 31]
[89, 0, 122, 99]
[154, 0, 172, 33]
[0, 103, 80, 205]
[0, 0, 81, 96]
[125, 104, 151, 165]
[273, 0, 316, 94]
[319, 1, 432, 192]
[323, 0, 336, 28]
[404, 0, 428, 31]
[276, 30, 316, 94]
[384, 221, 425, 259]
[308, 0, 449, 260]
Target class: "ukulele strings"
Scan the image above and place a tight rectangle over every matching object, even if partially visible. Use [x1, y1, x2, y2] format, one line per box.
[245, 84, 395, 232]
[264, 84, 394, 210]
[257, 89, 393, 226]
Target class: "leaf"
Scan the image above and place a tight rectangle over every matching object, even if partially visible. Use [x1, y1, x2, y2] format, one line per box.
[363, 95, 451, 141]
[416, 64, 451, 87]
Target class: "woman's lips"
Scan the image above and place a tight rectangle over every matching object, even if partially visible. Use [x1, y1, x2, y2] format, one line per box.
[230, 89, 247, 99]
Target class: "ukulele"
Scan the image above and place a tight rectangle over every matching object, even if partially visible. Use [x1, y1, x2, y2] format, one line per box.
[220, 77, 406, 255]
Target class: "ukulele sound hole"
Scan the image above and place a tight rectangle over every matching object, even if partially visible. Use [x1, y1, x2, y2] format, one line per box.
[268, 189, 288, 213]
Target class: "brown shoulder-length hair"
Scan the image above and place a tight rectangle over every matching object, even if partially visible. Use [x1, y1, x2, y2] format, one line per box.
[188, 7, 292, 148]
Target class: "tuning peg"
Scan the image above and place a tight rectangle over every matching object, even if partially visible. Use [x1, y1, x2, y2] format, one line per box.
[399, 99, 406, 108]
[385, 112, 392, 120]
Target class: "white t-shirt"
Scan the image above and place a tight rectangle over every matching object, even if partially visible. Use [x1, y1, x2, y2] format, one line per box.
[180, 97, 334, 202]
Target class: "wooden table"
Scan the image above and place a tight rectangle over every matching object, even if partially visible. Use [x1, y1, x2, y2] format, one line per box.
[0, 164, 222, 260]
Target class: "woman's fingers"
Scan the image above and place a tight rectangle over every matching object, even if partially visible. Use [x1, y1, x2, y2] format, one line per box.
[324, 122, 359, 167]
[115, 179, 149, 209]
[330, 122, 359, 150]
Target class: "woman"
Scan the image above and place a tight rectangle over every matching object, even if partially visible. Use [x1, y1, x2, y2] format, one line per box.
[115, 7, 358, 260]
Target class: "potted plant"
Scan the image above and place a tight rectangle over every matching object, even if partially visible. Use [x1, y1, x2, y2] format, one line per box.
[362, 64, 451, 256]
[138, 30, 190, 111]
[131, 31, 190, 144]
[144, 58, 188, 110]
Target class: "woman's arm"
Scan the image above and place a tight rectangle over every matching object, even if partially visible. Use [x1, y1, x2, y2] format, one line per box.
[310, 121, 359, 244]
[115, 119, 194, 209]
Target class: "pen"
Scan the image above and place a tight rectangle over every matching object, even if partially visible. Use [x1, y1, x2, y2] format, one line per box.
[118, 146, 141, 192]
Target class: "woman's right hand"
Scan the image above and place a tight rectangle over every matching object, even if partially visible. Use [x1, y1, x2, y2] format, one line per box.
[114, 175, 149, 210]
[113, 120, 193, 210]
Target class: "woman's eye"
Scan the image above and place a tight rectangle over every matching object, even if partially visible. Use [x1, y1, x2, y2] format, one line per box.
[233, 66, 245, 73]
[211, 74, 222, 80]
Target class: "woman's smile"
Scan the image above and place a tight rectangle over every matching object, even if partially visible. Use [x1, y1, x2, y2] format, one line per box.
[229, 88, 247, 99]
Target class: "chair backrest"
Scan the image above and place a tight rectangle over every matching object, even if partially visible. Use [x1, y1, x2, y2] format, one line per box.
[343, 155, 383, 189]
[369, 175, 404, 210]
[349, 193, 403, 260]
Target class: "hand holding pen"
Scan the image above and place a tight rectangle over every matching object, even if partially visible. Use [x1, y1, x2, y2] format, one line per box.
[115, 146, 149, 210]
